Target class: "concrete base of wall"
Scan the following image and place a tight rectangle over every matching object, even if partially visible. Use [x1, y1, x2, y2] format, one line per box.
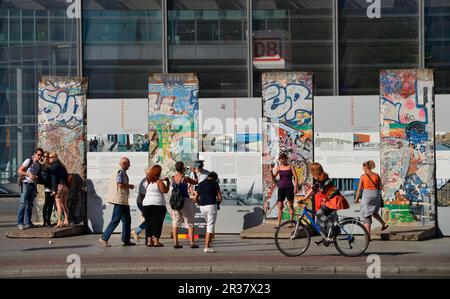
[6, 224, 86, 239]
[371, 225, 437, 241]
[241, 220, 438, 241]
[240, 220, 277, 239]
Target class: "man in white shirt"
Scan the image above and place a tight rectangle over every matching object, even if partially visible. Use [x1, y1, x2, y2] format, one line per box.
[17, 147, 44, 230]
[191, 160, 209, 184]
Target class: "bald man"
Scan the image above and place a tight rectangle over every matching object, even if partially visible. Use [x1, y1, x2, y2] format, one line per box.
[99, 157, 136, 247]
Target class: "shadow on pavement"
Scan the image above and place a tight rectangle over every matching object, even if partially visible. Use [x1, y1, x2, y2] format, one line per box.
[22, 244, 93, 251]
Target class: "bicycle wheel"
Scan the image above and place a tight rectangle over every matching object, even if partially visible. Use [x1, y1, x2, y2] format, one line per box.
[334, 219, 369, 257]
[275, 220, 311, 257]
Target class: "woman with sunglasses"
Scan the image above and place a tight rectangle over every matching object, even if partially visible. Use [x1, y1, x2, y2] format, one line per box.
[49, 153, 70, 227]
[41, 151, 55, 227]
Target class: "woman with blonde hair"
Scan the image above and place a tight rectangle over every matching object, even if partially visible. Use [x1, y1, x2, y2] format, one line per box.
[49, 153, 70, 227]
[303, 162, 349, 245]
[355, 160, 388, 238]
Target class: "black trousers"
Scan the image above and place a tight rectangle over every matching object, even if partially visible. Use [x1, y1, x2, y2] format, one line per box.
[43, 192, 55, 224]
[143, 205, 167, 239]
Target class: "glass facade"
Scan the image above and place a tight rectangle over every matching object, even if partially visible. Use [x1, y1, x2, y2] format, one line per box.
[0, 0, 80, 183]
[253, 0, 333, 96]
[168, 0, 248, 97]
[83, 0, 162, 98]
[338, 0, 420, 95]
[1, 0, 449, 183]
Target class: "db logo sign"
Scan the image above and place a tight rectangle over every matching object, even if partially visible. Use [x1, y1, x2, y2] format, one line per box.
[253, 38, 282, 59]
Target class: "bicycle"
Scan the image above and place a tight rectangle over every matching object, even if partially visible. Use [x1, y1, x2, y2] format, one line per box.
[275, 200, 370, 257]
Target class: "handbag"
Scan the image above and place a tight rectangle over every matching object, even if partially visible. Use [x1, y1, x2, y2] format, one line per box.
[365, 174, 384, 207]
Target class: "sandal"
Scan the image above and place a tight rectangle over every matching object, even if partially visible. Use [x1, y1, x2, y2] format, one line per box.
[190, 244, 199, 249]
[173, 244, 183, 249]
[154, 243, 164, 247]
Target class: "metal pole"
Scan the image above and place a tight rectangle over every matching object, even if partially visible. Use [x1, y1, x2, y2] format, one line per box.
[77, 0, 83, 77]
[247, 0, 253, 97]
[333, 0, 339, 95]
[419, 0, 425, 69]
[162, 0, 168, 73]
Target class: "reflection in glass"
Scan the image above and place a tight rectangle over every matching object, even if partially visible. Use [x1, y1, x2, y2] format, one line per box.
[0, 0, 79, 183]
[168, 0, 248, 97]
[252, 0, 334, 96]
[83, 0, 163, 98]
[338, 0, 420, 95]
[425, 1, 450, 94]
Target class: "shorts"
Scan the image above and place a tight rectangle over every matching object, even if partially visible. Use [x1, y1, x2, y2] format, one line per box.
[199, 204, 217, 234]
[56, 184, 68, 200]
[170, 198, 195, 228]
[277, 186, 294, 202]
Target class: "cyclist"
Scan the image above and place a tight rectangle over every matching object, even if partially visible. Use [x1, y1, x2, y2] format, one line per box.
[302, 163, 349, 245]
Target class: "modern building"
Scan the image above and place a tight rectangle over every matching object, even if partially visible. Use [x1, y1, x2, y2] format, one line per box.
[1, 0, 449, 184]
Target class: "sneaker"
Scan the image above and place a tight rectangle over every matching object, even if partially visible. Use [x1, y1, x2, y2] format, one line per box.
[131, 231, 139, 242]
[121, 242, 136, 246]
[203, 247, 216, 253]
[173, 244, 183, 249]
[23, 224, 37, 229]
[98, 238, 111, 247]
[190, 244, 199, 249]
[17, 224, 24, 230]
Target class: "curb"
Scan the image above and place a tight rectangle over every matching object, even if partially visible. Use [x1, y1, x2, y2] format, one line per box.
[1, 264, 449, 277]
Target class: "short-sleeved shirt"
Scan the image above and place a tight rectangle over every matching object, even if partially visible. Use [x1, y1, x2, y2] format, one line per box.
[136, 178, 146, 205]
[116, 170, 129, 185]
[197, 179, 220, 206]
[191, 169, 209, 184]
[21, 158, 40, 184]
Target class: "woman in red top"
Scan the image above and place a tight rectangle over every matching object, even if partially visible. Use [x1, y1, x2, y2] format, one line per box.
[355, 160, 388, 239]
[303, 163, 349, 244]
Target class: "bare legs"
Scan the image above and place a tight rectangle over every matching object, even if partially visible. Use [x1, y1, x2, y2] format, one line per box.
[277, 200, 294, 227]
[365, 213, 388, 239]
[172, 225, 197, 247]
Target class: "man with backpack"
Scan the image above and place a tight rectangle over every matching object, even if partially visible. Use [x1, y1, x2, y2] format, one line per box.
[17, 147, 44, 230]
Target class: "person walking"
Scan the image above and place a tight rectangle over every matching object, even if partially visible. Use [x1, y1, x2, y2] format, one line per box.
[17, 147, 44, 230]
[171, 161, 199, 249]
[271, 153, 298, 229]
[41, 151, 55, 227]
[99, 157, 136, 247]
[142, 165, 170, 247]
[194, 172, 222, 253]
[49, 153, 70, 228]
[355, 160, 389, 239]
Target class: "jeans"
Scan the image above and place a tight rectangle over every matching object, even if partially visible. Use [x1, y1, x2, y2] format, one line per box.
[18, 183, 37, 226]
[43, 192, 55, 224]
[135, 202, 147, 234]
[102, 204, 131, 243]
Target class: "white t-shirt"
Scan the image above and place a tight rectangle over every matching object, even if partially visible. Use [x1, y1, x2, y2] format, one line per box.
[142, 181, 166, 206]
[191, 169, 210, 184]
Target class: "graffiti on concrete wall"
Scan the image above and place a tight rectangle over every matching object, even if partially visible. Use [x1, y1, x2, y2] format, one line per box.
[380, 69, 435, 225]
[38, 76, 87, 225]
[262, 72, 313, 219]
[148, 73, 199, 176]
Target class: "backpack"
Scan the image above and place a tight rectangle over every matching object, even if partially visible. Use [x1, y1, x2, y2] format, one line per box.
[18, 158, 40, 186]
[170, 176, 185, 211]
